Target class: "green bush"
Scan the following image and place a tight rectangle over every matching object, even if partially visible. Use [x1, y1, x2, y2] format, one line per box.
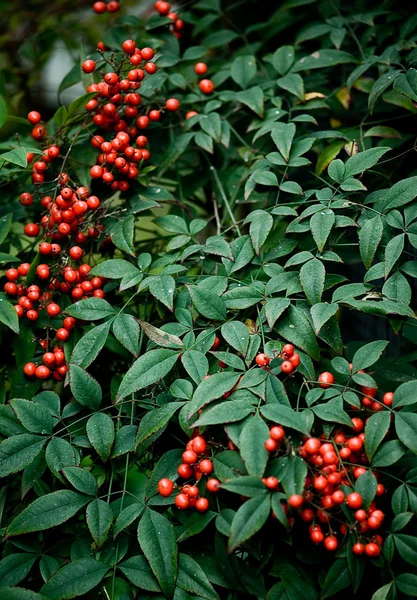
[1, 0, 417, 598]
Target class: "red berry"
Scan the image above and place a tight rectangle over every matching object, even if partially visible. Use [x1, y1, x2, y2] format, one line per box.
[265, 438, 277, 452]
[365, 542, 381, 557]
[93, 1, 107, 13]
[122, 40, 136, 54]
[281, 360, 293, 373]
[28, 111, 41, 124]
[35, 365, 50, 379]
[300, 508, 314, 522]
[56, 328, 70, 342]
[82, 60, 96, 73]
[331, 490, 345, 504]
[270, 426, 285, 441]
[304, 438, 321, 455]
[191, 436, 207, 454]
[283, 343, 294, 357]
[23, 362, 36, 376]
[347, 492, 362, 509]
[178, 463, 193, 478]
[145, 63, 157, 74]
[194, 62, 208, 75]
[175, 493, 190, 509]
[265, 477, 279, 490]
[107, 1, 119, 12]
[383, 392, 393, 406]
[47, 303, 61, 317]
[69, 246, 83, 260]
[149, 109, 161, 121]
[157, 478, 174, 497]
[255, 353, 270, 367]
[196, 497, 209, 512]
[324, 536, 338, 551]
[182, 450, 197, 464]
[199, 459, 213, 474]
[141, 47, 154, 60]
[186, 111, 198, 119]
[206, 478, 220, 492]
[288, 494, 303, 509]
[165, 98, 180, 111]
[318, 372, 335, 388]
[24, 223, 40, 237]
[199, 79, 214, 94]
[210, 336, 220, 350]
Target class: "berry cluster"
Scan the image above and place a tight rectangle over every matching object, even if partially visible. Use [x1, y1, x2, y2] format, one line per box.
[157, 435, 220, 512]
[263, 421, 386, 557]
[92, 1, 120, 14]
[23, 345, 68, 381]
[154, 2, 184, 38]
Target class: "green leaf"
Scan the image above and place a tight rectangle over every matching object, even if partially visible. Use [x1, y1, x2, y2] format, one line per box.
[223, 285, 262, 309]
[251, 169, 278, 186]
[188, 286, 227, 320]
[221, 321, 249, 354]
[355, 470, 377, 509]
[231, 55, 257, 89]
[90, 259, 139, 279]
[117, 349, 179, 400]
[395, 534, 417, 566]
[136, 402, 184, 448]
[159, 133, 194, 173]
[86, 413, 114, 460]
[392, 381, 417, 408]
[10, 398, 54, 434]
[261, 404, 309, 434]
[310, 209, 335, 252]
[118, 555, 160, 592]
[203, 29, 239, 47]
[0, 298, 19, 334]
[393, 68, 417, 102]
[299, 259, 325, 305]
[321, 559, 351, 599]
[110, 215, 135, 256]
[188, 372, 241, 416]
[0, 148, 28, 168]
[177, 511, 216, 543]
[7, 490, 89, 537]
[311, 398, 352, 427]
[195, 132, 214, 153]
[138, 510, 178, 598]
[352, 340, 388, 372]
[65, 298, 116, 321]
[359, 216, 384, 269]
[239, 415, 269, 476]
[271, 122, 296, 161]
[0, 434, 47, 477]
[364, 126, 402, 139]
[69, 365, 102, 410]
[249, 211, 274, 254]
[264, 298, 290, 329]
[40, 558, 108, 600]
[277, 74, 304, 101]
[45, 438, 77, 475]
[271, 46, 294, 75]
[181, 351, 209, 384]
[177, 554, 219, 600]
[396, 573, 417, 596]
[62, 467, 98, 496]
[236, 87, 264, 117]
[114, 503, 145, 537]
[370, 583, 393, 600]
[365, 411, 390, 461]
[275, 305, 320, 361]
[112, 314, 139, 356]
[194, 400, 253, 426]
[149, 275, 176, 311]
[221, 475, 266, 497]
[200, 113, 222, 142]
[383, 176, 417, 212]
[292, 49, 355, 72]
[368, 70, 401, 114]
[395, 412, 417, 454]
[228, 495, 270, 552]
[310, 303, 338, 333]
[372, 440, 405, 467]
[86, 499, 113, 549]
[344, 147, 390, 177]
[385, 233, 405, 277]
[0, 213, 12, 245]
[70, 321, 112, 368]
[0, 554, 37, 587]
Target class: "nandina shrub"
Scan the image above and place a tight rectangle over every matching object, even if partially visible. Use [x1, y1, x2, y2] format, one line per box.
[1, 0, 417, 598]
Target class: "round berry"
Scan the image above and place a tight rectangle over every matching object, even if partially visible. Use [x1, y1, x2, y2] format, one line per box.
[199, 79, 214, 94]
[175, 493, 190, 509]
[255, 353, 270, 367]
[165, 98, 180, 111]
[194, 62, 208, 75]
[318, 372, 335, 388]
[347, 492, 363, 509]
[82, 60, 96, 73]
[157, 478, 174, 497]
[196, 497, 209, 512]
